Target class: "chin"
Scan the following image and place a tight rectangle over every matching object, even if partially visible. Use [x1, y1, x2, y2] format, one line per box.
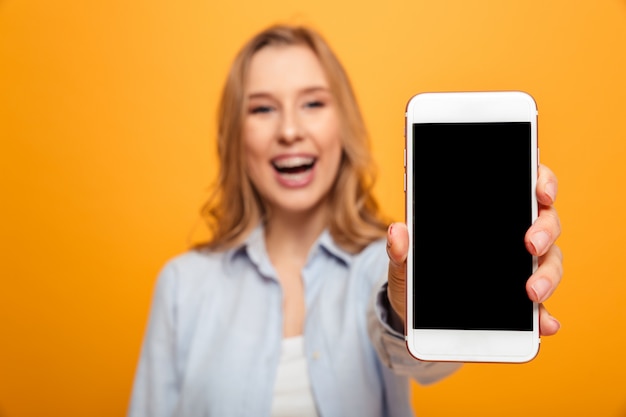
[269, 195, 329, 217]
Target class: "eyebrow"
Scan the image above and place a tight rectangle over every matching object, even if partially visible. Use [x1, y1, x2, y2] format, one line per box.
[246, 86, 330, 100]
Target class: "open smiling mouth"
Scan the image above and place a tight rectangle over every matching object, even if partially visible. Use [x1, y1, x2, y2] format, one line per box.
[271, 156, 316, 180]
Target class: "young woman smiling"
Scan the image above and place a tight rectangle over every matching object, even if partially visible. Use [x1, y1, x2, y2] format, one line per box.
[128, 24, 563, 417]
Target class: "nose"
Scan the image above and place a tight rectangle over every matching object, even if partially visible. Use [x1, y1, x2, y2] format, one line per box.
[278, 108, 303, 144]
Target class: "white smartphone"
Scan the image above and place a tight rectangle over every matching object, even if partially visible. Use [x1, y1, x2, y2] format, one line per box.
[404, 91, 540, 363]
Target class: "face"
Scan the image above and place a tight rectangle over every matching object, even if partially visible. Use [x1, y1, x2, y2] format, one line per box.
[243, 45, 343, 218]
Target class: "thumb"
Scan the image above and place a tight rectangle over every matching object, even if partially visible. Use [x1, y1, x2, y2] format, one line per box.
[387, 222, 409, 323]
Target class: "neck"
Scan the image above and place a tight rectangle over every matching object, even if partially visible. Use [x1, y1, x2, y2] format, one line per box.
[264, 204, 330, 266]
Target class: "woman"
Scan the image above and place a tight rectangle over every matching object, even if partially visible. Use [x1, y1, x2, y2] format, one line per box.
[128, 24, 563, 417]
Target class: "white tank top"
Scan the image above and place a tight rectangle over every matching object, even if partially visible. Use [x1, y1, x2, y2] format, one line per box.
[271, 336, 319, 417]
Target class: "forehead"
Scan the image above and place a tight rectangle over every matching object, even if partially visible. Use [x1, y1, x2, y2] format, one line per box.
[245, 45, 329, 93]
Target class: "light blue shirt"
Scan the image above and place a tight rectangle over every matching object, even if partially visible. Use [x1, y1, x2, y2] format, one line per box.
[128, 226, 460, 417]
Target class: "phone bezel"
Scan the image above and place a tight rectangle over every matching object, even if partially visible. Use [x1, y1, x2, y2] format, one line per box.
[404, 91, 540, 363]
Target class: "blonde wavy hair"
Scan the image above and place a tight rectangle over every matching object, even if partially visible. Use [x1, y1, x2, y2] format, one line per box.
[198, 24, 388, 253]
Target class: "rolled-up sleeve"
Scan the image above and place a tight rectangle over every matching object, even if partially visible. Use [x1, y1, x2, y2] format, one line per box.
[367, 280, 462, 385]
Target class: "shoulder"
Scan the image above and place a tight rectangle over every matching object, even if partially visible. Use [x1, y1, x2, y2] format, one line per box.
[161, 249, 224, 275]
[153, 249, 230, 293]
[322, 232, 387, 276]
[350, 238, 388, 283]
[355, 238, 387, 266]
[358, 237, 387, 257]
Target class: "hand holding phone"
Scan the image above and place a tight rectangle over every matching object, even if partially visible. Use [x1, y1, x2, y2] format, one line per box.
[404, 91, 539, 363]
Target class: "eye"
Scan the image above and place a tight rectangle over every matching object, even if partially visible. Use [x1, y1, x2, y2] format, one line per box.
[250, 105, 274, 114]
[304, 100, 325, 109]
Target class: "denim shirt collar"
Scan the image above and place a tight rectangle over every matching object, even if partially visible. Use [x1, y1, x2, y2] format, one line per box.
[224, 223, 353, 278]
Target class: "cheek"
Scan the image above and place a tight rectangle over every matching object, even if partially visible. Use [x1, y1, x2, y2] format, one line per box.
[243, 120, 267, 162]
[243, 116, 276, 156]
[318, 118, 343, 164]
[243, 143, 265, 180]
[242, 136, 265, 182]
[243, 149, 267, 201]
[329, 142, 343, 180]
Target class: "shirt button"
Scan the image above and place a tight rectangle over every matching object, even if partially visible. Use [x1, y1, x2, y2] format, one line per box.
[312, 351, 321, 360]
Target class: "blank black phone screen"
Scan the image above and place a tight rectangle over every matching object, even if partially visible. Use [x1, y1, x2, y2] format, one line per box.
[412, 122, 533, 331]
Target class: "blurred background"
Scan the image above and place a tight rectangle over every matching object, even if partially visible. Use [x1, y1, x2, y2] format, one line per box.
[1, 1, 625, 416]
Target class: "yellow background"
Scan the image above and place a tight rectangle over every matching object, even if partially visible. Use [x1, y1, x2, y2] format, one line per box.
[1, 1, 625, 416]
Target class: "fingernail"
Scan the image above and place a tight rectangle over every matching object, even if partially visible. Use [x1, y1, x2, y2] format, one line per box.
[530, 230, 550, 254]
[531, 278, 552, 303]
[545, 182, 557, 203]
[387, 224, 393, 248]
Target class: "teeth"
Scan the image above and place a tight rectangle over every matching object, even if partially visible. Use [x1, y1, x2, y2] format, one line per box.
[272, 156, 315, 169]
[280, 171, 309, 180]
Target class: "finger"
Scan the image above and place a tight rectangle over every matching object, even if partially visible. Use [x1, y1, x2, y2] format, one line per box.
[537, 163, 558, 206]
[539, 303, 561, 336]
[526, 244, 563, 303]
[387, 222, 409, 266]
[525, 204, 561, 256]
[386, 222, 409, 322]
